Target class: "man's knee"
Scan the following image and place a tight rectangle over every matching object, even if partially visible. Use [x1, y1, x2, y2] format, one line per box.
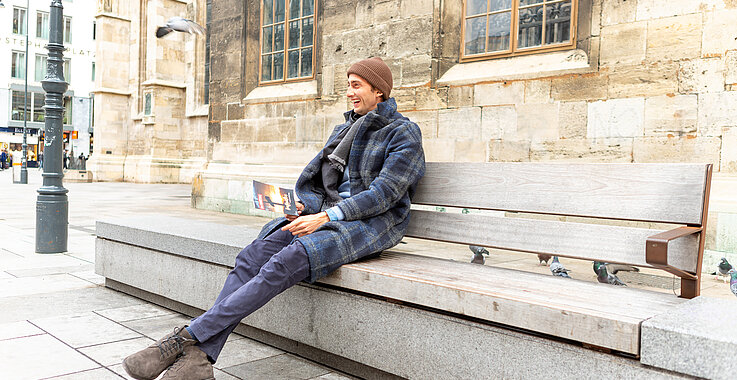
[261, 243, 310, 283]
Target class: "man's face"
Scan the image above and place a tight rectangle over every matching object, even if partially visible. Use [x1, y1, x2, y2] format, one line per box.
[346, 74, 383, 115]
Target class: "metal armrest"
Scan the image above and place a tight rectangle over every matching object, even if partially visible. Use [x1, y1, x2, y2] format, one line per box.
[646, 226, 702, 280]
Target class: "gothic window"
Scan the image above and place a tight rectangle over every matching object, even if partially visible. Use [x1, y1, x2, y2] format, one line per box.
[260, 0, 316, 84]
[144, 93, 152, 116]
[462, 0, 576, 61]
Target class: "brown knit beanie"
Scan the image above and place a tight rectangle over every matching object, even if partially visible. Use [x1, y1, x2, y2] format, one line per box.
[347, 57, 393, 99]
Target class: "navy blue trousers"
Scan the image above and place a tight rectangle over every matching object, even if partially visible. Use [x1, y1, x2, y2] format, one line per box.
[188, 228, 310, 362]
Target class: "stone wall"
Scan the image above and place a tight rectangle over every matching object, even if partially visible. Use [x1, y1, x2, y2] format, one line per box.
[198, 0, 737, 260]
[89, 0, 209, 183]
[205, 0, 737, 170]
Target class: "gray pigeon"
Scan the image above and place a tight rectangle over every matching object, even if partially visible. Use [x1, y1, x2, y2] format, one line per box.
[729, 269, 737, 297]
[593, 261, 626, 286]
[710, 257, 733, 282]
[156, 17, 206, 38]
[549, 256, 570, 278]
[469, 245, 489, 265]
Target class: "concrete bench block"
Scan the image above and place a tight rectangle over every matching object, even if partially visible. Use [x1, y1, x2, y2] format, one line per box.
[63, 169, 94, 183]
[97, 237, 682, 379]
[97, 216, 259, 267]
[641, 296, 737, 379]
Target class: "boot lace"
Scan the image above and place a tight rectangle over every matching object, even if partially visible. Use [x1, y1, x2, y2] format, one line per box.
[157, 327, 190, 359]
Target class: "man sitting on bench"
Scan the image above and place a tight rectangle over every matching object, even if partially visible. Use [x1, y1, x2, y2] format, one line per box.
[122, 57, 426, 380]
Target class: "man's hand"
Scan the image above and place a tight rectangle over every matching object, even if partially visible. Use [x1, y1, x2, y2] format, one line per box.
[285, 202, 305, 222]
[282, 211, 330, 237]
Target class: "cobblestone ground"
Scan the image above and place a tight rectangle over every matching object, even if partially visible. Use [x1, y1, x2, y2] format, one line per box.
[0, 168, 356, 380]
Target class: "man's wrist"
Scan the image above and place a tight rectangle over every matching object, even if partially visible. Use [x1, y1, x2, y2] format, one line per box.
[325, 205, 345, 221]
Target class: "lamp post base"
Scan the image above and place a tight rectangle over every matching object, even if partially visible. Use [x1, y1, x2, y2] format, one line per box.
[35, 193, 69, 253]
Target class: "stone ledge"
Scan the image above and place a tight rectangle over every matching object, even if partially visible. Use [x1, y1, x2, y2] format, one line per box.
[244, 80, 318, 104]
[95, 12, 132, 22]
[91, 87, 132, 96]
[641, 296, 737, 379]
[438, 49, 594, 86]
[141, 79, 187, 89]
[96, 216, 259, 267]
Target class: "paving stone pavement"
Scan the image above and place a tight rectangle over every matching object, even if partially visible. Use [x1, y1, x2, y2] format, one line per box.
[0, 169, 356, 380]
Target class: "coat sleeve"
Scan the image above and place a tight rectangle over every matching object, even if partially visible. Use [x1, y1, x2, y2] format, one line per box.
[335, 122, 425, 221]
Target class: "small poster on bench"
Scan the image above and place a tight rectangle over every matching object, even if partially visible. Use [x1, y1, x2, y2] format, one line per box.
[252, 181, 298, 215]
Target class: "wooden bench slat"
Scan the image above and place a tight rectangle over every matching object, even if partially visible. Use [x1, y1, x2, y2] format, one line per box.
[321, 252, 687, 354]
[406, 210, 700, 272]
[412, 163, 709, 225]
[372, 252, 682, 313]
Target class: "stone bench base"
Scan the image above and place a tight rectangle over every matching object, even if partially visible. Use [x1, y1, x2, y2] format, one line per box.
[64, 169, 93, 183]
[95, 216, 737, 379]
[96, 243, 675, 379]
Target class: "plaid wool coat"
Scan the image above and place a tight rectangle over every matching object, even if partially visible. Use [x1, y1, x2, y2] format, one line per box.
[257, 98, 426, 282]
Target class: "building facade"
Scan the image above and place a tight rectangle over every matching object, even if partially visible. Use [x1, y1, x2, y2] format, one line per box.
[93, 0, 737, 260]
[88, 0, 209, 182]
[0, 0, 95, 162]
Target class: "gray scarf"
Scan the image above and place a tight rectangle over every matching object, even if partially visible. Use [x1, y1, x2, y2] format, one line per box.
[320, 112, 362, 210]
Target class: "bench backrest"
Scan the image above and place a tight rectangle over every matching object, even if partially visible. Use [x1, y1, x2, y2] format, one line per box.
[406, 162, 712, 297]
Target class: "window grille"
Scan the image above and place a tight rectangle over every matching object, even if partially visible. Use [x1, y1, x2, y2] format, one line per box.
[462, 0, 576, 61]
[260, 0, 316, 84]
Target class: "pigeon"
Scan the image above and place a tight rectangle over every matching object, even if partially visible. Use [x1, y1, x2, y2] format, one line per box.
[537, 254, 552, 266]
[593, 261, 626, 286]
[605, 263, 639, 275]
[156, 17, 206, 38]
[549, 256, 570, 278]
[729, 269, 737, 297]
[710, 257, 733, 282]
[469, 245, 489, 265]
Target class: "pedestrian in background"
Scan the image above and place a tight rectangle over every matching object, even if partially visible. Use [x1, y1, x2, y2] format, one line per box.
[0, 149, 7, 170]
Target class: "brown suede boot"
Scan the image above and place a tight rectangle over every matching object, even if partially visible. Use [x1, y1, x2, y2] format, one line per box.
[122, 326, 196, 380]
[161, 345, 215, 380]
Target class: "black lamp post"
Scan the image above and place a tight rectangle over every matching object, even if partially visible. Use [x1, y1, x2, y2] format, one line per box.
[36, 0, 68, 253]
